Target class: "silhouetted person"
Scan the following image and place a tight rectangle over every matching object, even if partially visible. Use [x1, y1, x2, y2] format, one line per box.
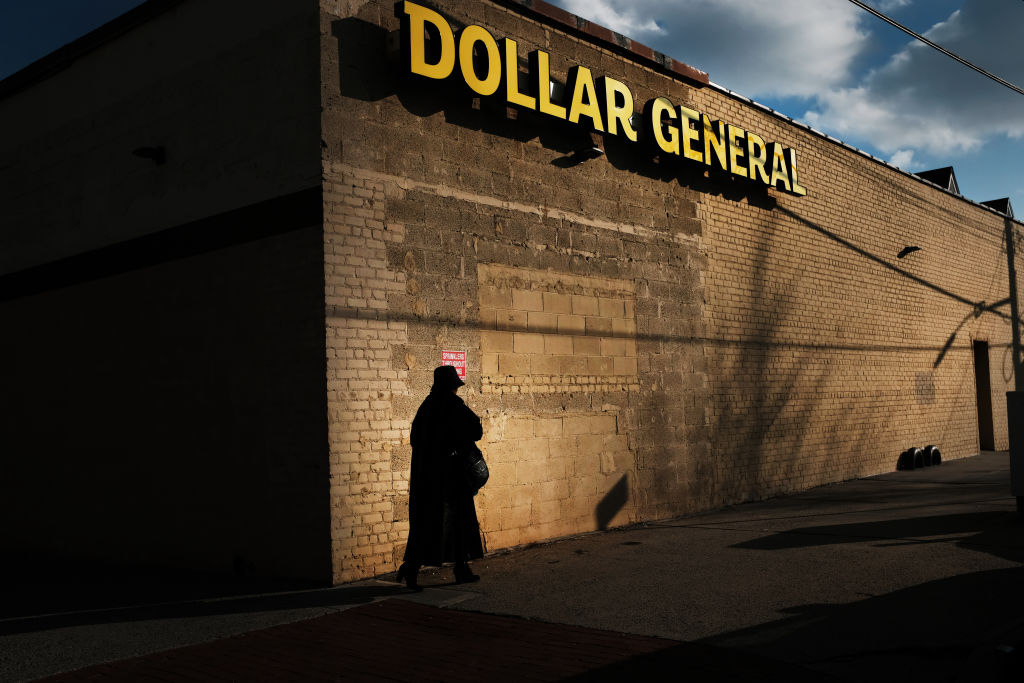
[397, 365, 484, 590]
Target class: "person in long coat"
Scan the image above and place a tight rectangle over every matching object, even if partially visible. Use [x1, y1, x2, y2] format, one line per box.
[397, 365, 484, 590]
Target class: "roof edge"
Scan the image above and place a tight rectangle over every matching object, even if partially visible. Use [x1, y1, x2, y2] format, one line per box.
[494, 0, 1018, 225]
[706, 81, 1023, 226]
[0, 0, 186, 102]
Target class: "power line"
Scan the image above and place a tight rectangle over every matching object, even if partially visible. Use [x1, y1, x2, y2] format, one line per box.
[846, 0, 1024, 97]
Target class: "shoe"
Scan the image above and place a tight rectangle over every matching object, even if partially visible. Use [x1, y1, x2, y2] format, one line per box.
[396, 563, 422, 592]
[453, 563, 480, 584]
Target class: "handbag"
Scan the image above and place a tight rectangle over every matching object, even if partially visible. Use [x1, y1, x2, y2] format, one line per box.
[462, 443, 489, 494]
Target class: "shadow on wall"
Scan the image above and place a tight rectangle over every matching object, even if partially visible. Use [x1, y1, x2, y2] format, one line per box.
[706, 203, 1020, 498]
[1004, 215, 1024, 384]
[330, 17, 776, 208]
[775, 205, 1016, 372]
[595, 473, 629, 531]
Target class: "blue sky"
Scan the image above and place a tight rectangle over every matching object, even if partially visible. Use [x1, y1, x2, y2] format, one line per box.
[0, 1, 147, 78]
[1, 1, 1020, 210]
[550, 0, 1024, 211]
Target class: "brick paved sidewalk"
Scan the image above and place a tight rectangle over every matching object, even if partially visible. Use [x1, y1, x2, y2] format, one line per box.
[38, 599, 828, 681]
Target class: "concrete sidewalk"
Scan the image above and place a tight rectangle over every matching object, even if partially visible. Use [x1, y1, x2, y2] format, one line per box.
[35, 599, 827, 682]
[3, 452, 1022, 681]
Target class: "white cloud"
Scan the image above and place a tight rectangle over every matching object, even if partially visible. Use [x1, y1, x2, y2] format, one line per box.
[879, 0, 912, 11]
[803, 2, 1024, 157]
[556, 0, 868, 97]
[556, 0, 664, 37]
[888, 149, 916, 168]
[552, 0, 1024, 167]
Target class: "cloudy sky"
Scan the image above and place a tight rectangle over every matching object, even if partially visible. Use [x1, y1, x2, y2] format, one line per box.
[1, 1, 1020, 210]
[550, 0, 1023, 210]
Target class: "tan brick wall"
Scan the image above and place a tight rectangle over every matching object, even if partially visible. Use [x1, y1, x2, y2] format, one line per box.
[323, 169, 411, 579]
[0, 0, 328, 580]
[475, 263, 638, 548]
[322, 0, 708, 582]
[687, 86, 1021, 503]
[478, 263, 639, 394]
[321, 0, 1023, 582]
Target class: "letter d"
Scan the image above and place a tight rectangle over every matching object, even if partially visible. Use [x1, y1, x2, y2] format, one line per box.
[399, 1, 455, 80]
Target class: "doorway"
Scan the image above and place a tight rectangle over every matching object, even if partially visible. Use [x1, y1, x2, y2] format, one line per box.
[973, 340, 995, 451]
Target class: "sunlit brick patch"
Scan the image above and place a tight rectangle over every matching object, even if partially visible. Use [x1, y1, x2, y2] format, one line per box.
[477, 264, 640, 394]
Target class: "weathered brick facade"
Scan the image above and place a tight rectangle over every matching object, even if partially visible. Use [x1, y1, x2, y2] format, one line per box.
[1, 0, 1018, 583]
[321, 0, 1021, 582]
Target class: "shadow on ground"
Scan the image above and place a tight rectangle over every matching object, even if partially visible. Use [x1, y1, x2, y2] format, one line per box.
[0, 559, 405, 636]
[703, 562, 1024, 681]
[561, 639, 836, 682]
[731, 510, 1024, 564]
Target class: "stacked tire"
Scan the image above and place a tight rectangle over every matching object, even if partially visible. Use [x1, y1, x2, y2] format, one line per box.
[897, 445, 942, 470]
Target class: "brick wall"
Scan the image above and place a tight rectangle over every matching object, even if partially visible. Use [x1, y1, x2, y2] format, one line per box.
[0, 0, 320, 276]
[0, 0, 329, 580]
[688, 87, 1020, 502]
[321, 0, 709, 581]
[322, 0, 1022, 582]
[476, 264, 638, 547]
[0, 220, 330, 579]
[477, 263, 639, 394]
[322, 168, 411, 577]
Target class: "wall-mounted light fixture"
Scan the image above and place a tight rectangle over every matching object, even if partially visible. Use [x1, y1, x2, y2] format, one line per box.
[551, 144, 605, 168]
[572, 145, 605, 161]
[897, 245, 921, 258]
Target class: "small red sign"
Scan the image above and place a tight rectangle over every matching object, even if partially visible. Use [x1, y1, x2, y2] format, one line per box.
[441, 350, 467, 379]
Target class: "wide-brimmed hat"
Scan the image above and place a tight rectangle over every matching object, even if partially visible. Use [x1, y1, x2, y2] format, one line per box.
[432, 364, 465, 391]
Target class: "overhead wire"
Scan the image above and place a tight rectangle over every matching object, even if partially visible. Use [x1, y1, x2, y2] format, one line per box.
[846, 0, 1024, 97]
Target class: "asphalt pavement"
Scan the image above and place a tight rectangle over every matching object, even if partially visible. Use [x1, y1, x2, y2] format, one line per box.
[2, 451, 1021, 681]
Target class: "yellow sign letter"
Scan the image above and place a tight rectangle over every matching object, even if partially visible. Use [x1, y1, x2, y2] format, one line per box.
[726, 124, 748, 179]
[679, 106, 703, 163]
[768, 142, 793, 192]
[745, 132, 770, 185]
[702, 115, 728, 173]
[400, 1, 455, 81]
[458, 25, 501, 96]
[566, 66, 604, 132]
[786, 148, 807, 196]
[644, 97, 680, 155]
[597, 76, 637, 141]
[503, 38, 536, 110]
[529, 50, 567, 119]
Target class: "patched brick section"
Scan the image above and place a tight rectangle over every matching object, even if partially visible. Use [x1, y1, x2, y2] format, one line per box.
[323, 166, 410, 583]
[478, 264, 640, 395]
[475, 409, 635, 550]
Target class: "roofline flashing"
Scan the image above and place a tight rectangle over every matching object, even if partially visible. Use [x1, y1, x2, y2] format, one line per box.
[2, 0, 1019, 226]
[706, 81, 1021, 225]
[0, 0, 186, 102]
